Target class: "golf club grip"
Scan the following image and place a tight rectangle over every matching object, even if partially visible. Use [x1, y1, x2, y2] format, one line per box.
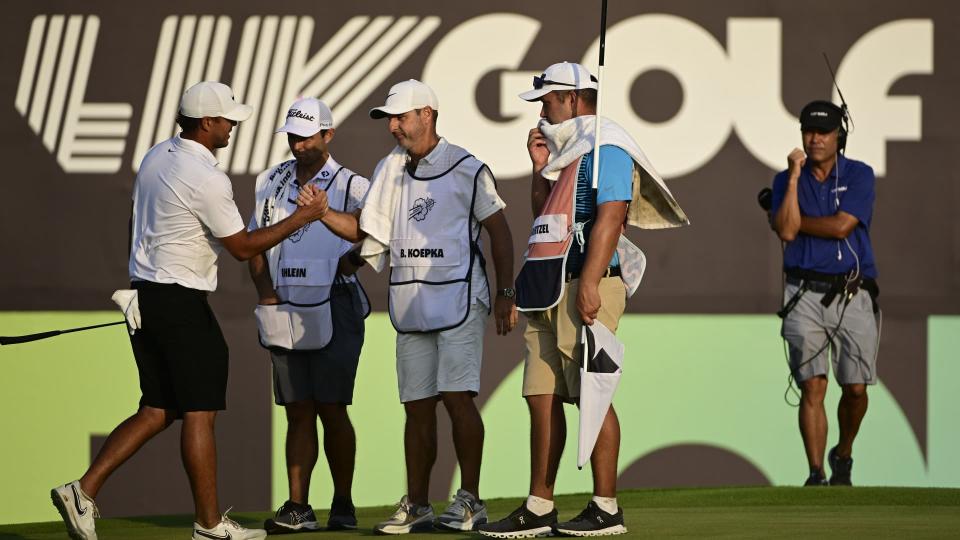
[599, 0, 608, 65]
[0, 330, 62, 345]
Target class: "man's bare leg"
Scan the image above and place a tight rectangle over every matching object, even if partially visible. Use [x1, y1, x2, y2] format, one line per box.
[440, 391, 484, 498]
[526, 394, 565, 500]
[403, 397, 438, 506]
[181, 411, 220, 528]
[284, 400, 319, 504]
[799, 376, 828, 474]
[79, 406, 176, 497]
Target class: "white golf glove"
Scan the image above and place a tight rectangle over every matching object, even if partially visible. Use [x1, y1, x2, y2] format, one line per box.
[111, 289, 141, 335]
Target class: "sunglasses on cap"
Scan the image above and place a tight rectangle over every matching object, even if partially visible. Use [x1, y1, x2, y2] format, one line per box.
[532, 73, 598, 89]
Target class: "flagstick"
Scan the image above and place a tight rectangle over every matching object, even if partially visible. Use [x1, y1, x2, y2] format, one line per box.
[582, 0, 608, 469]
[591, 0, 608, 190]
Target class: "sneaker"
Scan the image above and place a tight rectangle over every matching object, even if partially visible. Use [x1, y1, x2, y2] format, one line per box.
[194, 509, 267, 540]
[327, 495, 358, 530]
[435, 489, 488, 531]
[50, 480, 99, 540]
[374, 495, 434, 535]
[803, 469, 829, 486]
[263, 500, 320, 533]
[828, 446, 854, 486]
[554, 501, 627, 537]
[477, 503, 557, 538]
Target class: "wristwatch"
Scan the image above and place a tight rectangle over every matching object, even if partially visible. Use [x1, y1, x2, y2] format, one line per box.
[497, 287, 516, 299]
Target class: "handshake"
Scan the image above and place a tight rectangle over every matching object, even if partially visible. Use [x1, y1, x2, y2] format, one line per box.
[294, 183, 330, 222]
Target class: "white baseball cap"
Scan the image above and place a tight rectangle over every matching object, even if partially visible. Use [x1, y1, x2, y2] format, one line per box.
[519, 62, 598, 102]
[276, 97, 334, 137]
[369, 79, 439, 119]
[179, 81, 253, 121]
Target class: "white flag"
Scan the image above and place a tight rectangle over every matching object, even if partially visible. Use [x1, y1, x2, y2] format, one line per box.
[578, 319, 624, 469]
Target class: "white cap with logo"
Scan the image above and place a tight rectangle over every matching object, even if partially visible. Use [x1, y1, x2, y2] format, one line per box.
[179, 81, 253, 121]
[276, 97, 334, 137]
[519, 62, 598, 102]
[369, 79, 439, 119]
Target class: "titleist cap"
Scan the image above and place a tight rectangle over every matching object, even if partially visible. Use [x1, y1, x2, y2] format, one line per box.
[276, 97, 334, 137]
[179, 81, 253, 121]
[519, 61, 598, 102]
[369, 79, 439, 119]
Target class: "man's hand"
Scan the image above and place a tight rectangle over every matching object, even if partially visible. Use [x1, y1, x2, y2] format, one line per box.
[337, 252, 365, 276]
[494, 296, 518, 335]
[527, 127, 550, 172]
[258, 293, 281, 306]
[295, 184, 329, 221]
[788, 148, 806, 179]
[576, 281, 601, 325]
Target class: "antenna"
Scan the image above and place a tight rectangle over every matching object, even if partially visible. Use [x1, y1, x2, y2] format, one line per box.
[822, 52, 853, 134]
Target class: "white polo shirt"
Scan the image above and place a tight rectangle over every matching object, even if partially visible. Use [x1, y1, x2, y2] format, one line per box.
[129, 135, 245, 291]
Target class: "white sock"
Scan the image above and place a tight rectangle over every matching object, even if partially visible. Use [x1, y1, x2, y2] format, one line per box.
[525, 495, 554, 516]
[592, 496, 618, 514]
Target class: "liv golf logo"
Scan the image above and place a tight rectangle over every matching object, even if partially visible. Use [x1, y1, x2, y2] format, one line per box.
[15, 13, 934, 177]
[15, 14, 440, 174]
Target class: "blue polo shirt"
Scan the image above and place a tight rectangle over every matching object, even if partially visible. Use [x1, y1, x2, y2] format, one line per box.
[565, 145, 634, 274]
[770, 154, 878, 278]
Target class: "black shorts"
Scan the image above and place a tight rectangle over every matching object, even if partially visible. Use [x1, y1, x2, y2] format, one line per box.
[271, 282, 365, 405]
[130, 281, 228, 414]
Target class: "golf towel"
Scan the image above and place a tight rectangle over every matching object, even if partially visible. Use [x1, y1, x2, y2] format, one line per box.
[539, 115, 690, 230]
[359, 146, 408, 272]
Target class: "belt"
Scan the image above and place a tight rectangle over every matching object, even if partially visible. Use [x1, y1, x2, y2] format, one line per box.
[131, 280, 208, 297]
[784, 269, 852, 293]
[781, 270, 880, 316]
[785, 275, 833, 294]
[565, 266, 621, 282]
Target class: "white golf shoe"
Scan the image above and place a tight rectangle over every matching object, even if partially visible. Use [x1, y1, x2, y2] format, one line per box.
[193, 509, 267, 540]
[51, 480, 99, 540]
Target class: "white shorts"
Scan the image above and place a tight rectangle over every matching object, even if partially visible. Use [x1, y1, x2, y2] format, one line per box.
[395, 302, 488, 403]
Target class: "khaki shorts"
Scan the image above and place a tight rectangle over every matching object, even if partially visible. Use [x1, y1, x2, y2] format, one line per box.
[522, 276, 626, 401]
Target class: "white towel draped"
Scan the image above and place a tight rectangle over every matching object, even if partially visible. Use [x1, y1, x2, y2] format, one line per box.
[358, 146, 408, 272]
[538, 115, 690, 230]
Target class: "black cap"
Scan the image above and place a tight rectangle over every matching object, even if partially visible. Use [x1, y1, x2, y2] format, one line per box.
[800, 100, 843, 132]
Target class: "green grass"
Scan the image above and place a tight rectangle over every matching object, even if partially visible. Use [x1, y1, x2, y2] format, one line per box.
[2, 487, 959, 539]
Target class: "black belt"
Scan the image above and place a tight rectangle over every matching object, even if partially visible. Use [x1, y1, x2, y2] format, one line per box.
[781, 269, 879, 316]
[131, 280, 208, 297]
[566, 266, 621, 282]
[785, 275, 834, 294]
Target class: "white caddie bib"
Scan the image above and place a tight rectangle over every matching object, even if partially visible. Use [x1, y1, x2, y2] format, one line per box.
[390, 237, 462, 267]
[253, 159, 363, 350]
[388, 147, 488, 333]
[515, 154, 647, 312]
[528, 214, 568, 245]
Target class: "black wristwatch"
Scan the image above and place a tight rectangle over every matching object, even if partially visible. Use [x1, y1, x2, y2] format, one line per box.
[497, 287, 516, 299]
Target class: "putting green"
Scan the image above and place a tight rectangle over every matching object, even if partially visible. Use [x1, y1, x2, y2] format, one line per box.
[2, 487, 958, 539]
